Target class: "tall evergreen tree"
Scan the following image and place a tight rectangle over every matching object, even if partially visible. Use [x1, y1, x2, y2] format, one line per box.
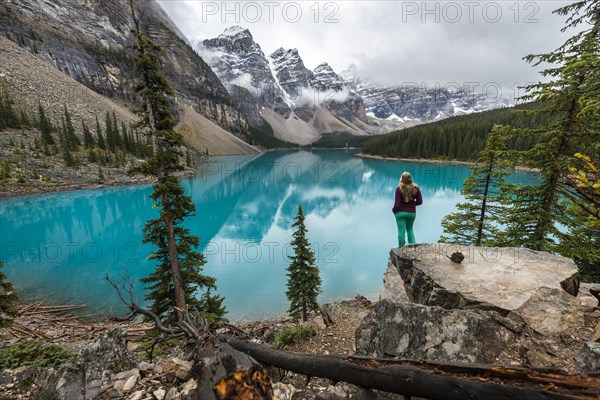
[62, 143, 76, 167]
[499, 0, 600, 251]
[82, 120, 95, 148]
[121, 121, 130, 152]
[38, 104, 54, 145]
[112, 111, 122, 149]
[0, 91, 5, 130]
[95, 115, 106, 150]
[2, 90, 19, 129]
[105, 111, 116, 152]
[286, 206, 322, 322]
[19, 109, 30, 128]
[0, 261, 18, 328]
[63, 105, 80, 150]
[129, 0, 224, 321]
[441, 126, 515, 246]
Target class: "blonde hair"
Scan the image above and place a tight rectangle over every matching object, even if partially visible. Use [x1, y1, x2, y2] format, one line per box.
[399, 172, 417, 202]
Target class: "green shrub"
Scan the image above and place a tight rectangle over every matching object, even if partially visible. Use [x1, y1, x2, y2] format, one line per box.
[271, 325, 316, 349]
[0, 341, 74, 370]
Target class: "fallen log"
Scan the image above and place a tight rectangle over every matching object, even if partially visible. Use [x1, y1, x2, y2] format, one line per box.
[342, 355, 600, 393]
[229, 339, 599, 400]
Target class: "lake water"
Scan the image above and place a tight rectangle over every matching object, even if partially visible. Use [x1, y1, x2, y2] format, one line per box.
[0, 149, 536, 321]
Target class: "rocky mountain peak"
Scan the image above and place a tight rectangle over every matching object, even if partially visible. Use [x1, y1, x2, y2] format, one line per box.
[269, 48, 303, 69]
[269, 48, 313, 98]
[220, 25, 252, 38]
[202, 26, 259, 54]
[314, 62, 333, 72]
[198, 26, 285, 122]
[311, 62, 345, 92]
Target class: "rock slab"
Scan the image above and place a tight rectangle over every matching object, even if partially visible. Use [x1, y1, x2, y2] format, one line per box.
[390, 244, 580, 315]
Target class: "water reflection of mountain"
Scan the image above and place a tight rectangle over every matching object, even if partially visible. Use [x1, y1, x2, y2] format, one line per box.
[189, 150, 487, 247]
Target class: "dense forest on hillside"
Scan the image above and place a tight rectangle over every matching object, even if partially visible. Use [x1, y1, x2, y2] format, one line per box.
[308, 132, 371, 148]
[362, 102, 553, 161]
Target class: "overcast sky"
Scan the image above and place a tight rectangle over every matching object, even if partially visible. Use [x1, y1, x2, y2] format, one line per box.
[156, 1, 574, 97]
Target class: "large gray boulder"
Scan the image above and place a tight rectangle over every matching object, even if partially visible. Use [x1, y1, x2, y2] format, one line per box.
[514, 287, 584, 335]
[390, 244, 580, 315]
[359, 245, 590, 369]
[356, 299, 515, 364]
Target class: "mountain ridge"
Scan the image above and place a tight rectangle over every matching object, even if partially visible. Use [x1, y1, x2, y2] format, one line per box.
[197, 25, 511, 145]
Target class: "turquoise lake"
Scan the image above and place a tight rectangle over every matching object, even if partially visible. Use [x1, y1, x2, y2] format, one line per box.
[0, 149, 537, 321]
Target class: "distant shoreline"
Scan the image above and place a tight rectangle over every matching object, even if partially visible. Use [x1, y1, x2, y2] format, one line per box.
[355, 152, 539, 172]
[355, 152, 477, 166]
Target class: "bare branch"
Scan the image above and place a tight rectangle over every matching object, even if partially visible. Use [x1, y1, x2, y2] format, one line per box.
[105, 273, 178, 336]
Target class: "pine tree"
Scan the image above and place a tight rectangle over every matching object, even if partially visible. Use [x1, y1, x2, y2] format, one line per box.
[95, 115, 106, 150]
[129, 0, 224, 322]
[0, 261, 18, 328]
[0, 90, 5, 130]
[499, 1, 600, 251]
[105, 111, 116, 152]
[38, 104, 54, 145]
[61, 134, 77, 167]
[2, 90, 19, 129]
[63, 105, 80, 150]
[441, 126, 516, 246]
[286, 206, 322, 322]
[19, 109, 30, 128]
[82, 120, 95, 148]
[185, 148, 191, 167]
[112, 111, 122, 149]
[121, 121, 130, 153]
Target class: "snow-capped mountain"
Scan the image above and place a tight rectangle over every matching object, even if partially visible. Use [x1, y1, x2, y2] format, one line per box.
[342, 64, 511, 122]
[198, 26, 286, 121]
[197, 26, 510, 144]
[198, 27, 375, 144]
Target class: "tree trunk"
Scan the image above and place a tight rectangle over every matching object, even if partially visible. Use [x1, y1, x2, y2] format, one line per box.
[476, 155, 494, 246]
[163, 208, 187, 319]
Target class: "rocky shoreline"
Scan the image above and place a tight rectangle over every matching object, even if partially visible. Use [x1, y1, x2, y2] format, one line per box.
[0, 177, 153, 199]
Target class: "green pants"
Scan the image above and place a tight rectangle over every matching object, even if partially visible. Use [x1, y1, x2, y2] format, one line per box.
[394, 212, 416, 247]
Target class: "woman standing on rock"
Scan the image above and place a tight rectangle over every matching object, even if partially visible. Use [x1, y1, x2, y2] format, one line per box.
[392, 172, 423, 247]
